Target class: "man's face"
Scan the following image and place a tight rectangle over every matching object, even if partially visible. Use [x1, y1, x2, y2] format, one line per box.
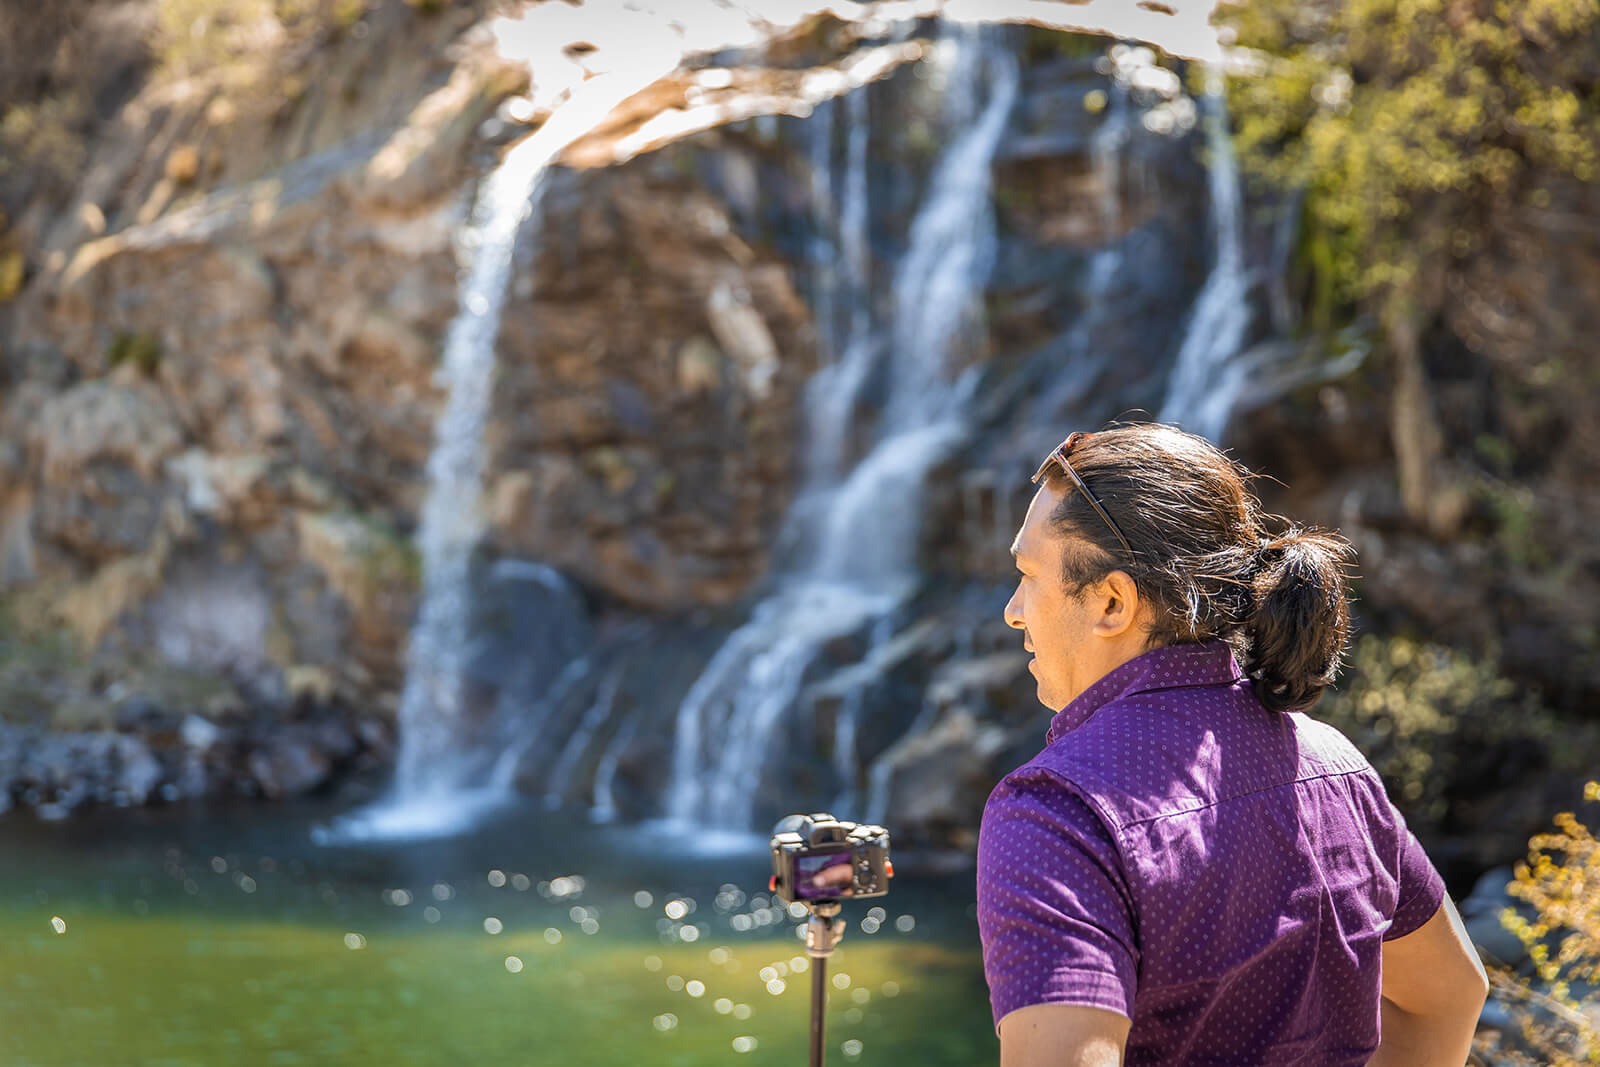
[1004, 484, 1103, 711]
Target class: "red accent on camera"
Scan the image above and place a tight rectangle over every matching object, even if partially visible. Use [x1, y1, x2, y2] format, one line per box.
[769, 875, 779, 892]
[885, 860, 894, 879]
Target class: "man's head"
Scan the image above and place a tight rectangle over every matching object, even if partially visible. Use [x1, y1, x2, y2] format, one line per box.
[1004, 423, 1356, 713]
[1006, 479, 1153, 710]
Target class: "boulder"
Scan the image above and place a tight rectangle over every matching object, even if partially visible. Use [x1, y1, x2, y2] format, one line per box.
[868, 710, 1010, 846]
[28, 378, 184, 485]
[246, 734, 333, 799]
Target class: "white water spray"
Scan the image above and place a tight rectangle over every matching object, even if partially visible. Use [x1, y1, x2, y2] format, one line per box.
[1158, 67, 1251, 442]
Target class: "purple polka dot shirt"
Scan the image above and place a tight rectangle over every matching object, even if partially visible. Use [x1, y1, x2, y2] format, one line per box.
[977, 641, 1445, 1065]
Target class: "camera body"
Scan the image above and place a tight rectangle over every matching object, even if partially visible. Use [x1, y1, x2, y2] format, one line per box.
[769, 812, 892, 904]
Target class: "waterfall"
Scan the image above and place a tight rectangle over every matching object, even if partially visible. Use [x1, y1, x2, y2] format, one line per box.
[1157, 66, 1252, 443]
[318, 55, 679, 843]
[808, 98, 839, 366]
[666, 24, 1018, 832]
[1027, 74, 1133, 425]
[800, 86, 874, 497]
[544, 666, 623, 809]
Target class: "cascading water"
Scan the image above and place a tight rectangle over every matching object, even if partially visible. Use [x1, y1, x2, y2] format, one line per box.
[667, 24, 1019, 832]
[1157, 66, 1252, 442]
[1024, 73, 1134, 426]
[318, 50, 680, 843]
[800, 85, 874, 490]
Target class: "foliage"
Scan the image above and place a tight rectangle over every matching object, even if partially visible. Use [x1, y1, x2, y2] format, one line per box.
[0, 93, 89, 191]
[154, 0, 373, 81]
[107, 329, 164, 376]
[1483, 784, 1600, 1065]
[0, 212, 23, 302]
[1223, 0, 1600, 307]
[0, 0, 150, 218]
[0, 598, 81, 727]
[1315, 635, 1587, 828]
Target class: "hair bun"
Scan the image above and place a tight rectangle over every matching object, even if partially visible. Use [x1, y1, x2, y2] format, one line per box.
[1243, 527, 1354, 711]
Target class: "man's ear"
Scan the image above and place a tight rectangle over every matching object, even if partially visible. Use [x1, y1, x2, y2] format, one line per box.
[1093, 570, 1140, 637]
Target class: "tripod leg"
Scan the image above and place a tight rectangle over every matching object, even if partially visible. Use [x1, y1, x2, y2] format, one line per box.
[810, 953, 828, 1067]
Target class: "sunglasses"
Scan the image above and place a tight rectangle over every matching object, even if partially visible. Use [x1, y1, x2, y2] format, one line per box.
[1031, 432, 1135, 562]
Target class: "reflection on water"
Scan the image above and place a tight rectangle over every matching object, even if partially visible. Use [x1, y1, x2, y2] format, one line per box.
[0, 801, 992, 1066]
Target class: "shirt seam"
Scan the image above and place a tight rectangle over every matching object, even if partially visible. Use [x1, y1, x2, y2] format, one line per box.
[1020, 767, 1146, 969]
[1105, 764, 1375, 833]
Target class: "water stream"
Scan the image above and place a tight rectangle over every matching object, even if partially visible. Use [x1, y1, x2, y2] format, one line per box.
[322, 54, 680, 843]
[667, 25, 1019, 832]
[1157, 66, 1252, 442]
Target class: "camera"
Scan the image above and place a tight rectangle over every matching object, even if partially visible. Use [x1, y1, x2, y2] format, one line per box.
[769, 813, 892, 904]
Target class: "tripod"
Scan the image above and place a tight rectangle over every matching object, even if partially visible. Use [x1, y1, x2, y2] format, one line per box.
[802, 900, 847, 1067]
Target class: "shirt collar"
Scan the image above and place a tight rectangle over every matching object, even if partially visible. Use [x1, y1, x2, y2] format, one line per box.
[1045, 640, 1244, 745]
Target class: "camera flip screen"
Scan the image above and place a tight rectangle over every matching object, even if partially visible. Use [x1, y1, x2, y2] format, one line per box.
[793, 847, 854, 900]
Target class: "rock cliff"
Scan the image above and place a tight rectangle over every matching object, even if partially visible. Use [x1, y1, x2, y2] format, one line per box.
[0, 2, 1594, 867]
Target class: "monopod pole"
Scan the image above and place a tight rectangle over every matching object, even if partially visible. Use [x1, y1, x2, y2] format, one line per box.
[810, 950, 828, 1067]
[804, 902, 844, 1067]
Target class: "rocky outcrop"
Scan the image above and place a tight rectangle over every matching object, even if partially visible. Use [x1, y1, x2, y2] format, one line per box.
[0, 705, 390, 818]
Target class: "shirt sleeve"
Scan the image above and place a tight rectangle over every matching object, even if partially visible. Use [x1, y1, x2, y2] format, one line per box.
[1385, 824, 1446, 940]
[976, 768, 1139, 1031]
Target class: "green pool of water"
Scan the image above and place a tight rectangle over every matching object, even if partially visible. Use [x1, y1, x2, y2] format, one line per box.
[0, 801, 995, 1066]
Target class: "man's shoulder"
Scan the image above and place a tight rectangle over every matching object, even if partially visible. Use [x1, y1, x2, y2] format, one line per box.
[1001, 697, 1181, 830]
[1285, 710, 1375, 778]
[1017, 691, 1380, 831]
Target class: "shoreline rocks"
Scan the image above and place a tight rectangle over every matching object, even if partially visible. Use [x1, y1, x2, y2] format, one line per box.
[0, 701, 391, 821]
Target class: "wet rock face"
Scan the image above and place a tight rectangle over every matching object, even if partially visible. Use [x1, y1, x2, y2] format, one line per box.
[486, 154, 819, 611]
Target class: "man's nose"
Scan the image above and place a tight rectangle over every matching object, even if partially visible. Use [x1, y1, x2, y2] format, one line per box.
[1003, 586, 1024, 629]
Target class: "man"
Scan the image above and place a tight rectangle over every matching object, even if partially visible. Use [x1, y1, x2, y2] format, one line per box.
[977, 425, 1487, 1065]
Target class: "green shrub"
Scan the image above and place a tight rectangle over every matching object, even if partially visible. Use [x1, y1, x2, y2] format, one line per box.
[1316, 635, 1585, 828]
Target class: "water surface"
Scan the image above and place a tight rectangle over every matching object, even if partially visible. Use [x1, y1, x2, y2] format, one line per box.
[0, 801, 994, 1066]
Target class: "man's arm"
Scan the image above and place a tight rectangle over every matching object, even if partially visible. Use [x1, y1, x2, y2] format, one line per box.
[998, 1003, 1129, 1067]
[1369, 894, 1489, 1067]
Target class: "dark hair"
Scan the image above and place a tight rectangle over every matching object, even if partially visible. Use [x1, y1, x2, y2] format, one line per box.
[1039, 423, 1353, 712]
